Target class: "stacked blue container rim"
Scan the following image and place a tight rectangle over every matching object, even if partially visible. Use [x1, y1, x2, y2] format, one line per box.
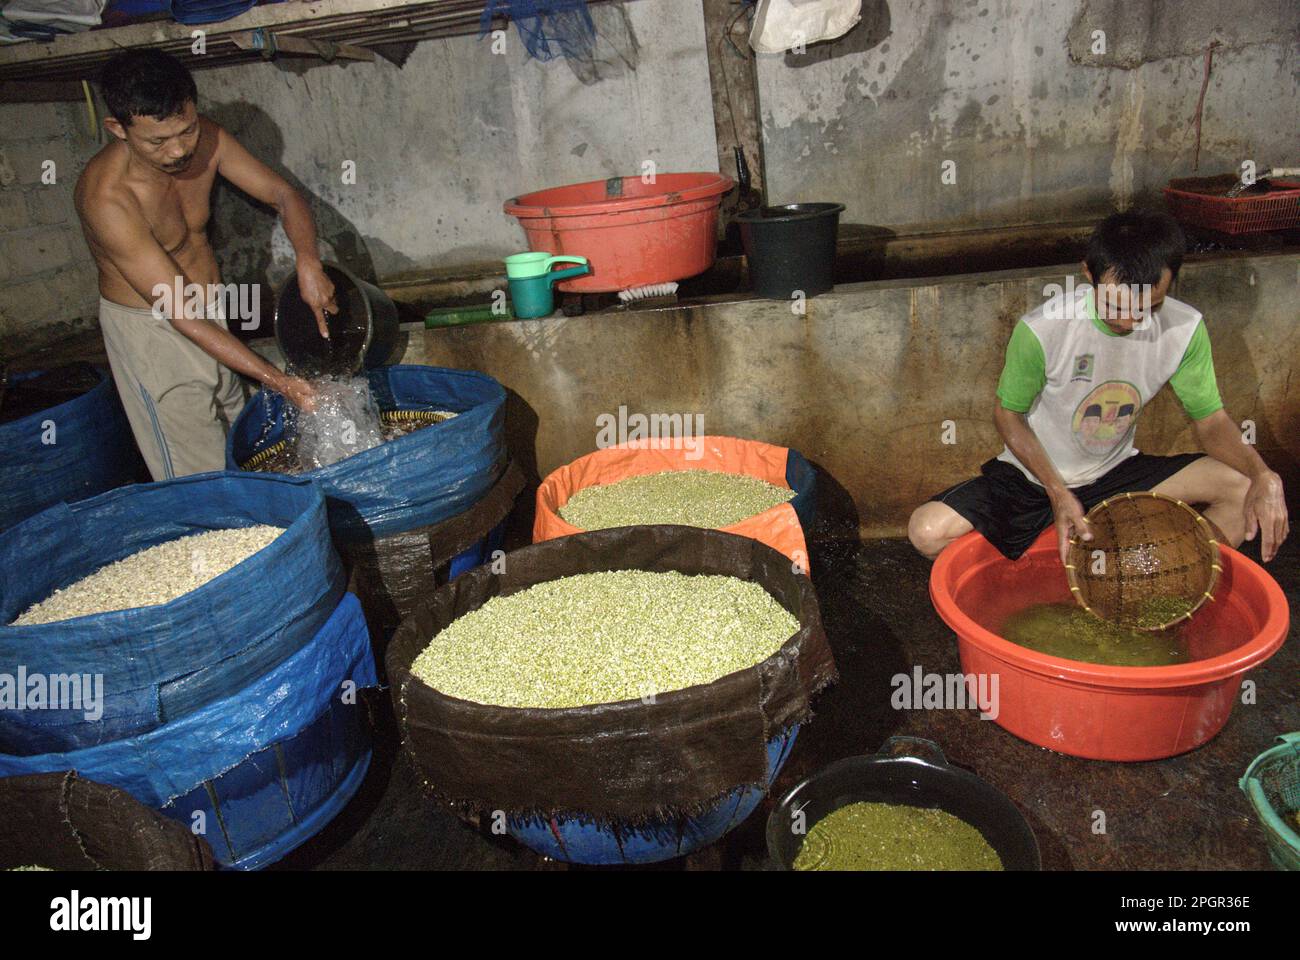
[227, 365, 510, 544]
[227, 364, 520, 647]
[0, 366, 140, 535]
[0, 472, 377, 869]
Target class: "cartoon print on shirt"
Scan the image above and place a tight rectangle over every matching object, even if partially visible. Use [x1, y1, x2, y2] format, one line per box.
[1071, 380, 1142, 455]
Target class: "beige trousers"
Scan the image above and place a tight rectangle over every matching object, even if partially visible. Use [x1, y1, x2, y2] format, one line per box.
[98, 297, 248, 481]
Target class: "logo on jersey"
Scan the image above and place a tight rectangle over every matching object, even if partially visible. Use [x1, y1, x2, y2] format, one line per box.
[1072, 381, 1141, 455]
[1071, 353, 1095, 383]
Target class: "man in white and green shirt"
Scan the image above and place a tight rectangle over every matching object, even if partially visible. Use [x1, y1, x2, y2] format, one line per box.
[909, 212, 1290, 564]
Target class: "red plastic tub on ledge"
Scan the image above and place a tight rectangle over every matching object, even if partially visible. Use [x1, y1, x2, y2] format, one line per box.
[930, 528, 1289, 761]
[503, 173, 733, 293]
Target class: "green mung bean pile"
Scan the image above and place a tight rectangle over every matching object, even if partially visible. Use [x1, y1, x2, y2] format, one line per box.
[793, 802, 1004, 871]
[558, 469, 795, 530]
[410, 570, 799, 708]
[1126, 595, 1196, 629]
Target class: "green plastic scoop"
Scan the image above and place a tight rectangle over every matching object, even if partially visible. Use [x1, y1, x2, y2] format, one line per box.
[503, 252, 590, 319]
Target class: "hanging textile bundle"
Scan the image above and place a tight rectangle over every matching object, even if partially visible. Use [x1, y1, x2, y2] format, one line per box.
[479, 0, 596, 62]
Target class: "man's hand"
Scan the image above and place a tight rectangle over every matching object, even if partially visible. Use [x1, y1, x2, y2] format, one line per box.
[278, 374, 317, 413]
[994, 403, 1084, 565]
[1244, 470, 1289, 563]
[1050, 488, 1092, 566]
[296, 259, 337, 340]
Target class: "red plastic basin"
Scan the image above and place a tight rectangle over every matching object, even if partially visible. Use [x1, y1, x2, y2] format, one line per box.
[503, 173, 733, 293]
[930, 529, 1289, 761]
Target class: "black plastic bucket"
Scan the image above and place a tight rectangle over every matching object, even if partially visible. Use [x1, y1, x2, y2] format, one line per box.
[766, 736, 1041, 870]
[736, 202, 844, 300]
[275, 261, 399, 377]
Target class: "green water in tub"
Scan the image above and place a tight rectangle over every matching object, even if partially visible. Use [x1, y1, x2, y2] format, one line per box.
[1000, 602, 1192, 667]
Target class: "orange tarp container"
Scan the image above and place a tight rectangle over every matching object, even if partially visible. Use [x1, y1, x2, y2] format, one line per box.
[533, 436, 809, 568]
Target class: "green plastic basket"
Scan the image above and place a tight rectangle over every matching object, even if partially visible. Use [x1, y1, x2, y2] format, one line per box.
[1240, 733, 1300, 871]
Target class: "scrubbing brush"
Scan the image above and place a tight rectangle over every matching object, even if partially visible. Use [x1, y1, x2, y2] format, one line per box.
[617, 282, 679, 306]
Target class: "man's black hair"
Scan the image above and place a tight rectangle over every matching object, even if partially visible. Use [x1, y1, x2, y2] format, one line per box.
[101, 49, 197, 128]
[1085, 210, 1186, 286]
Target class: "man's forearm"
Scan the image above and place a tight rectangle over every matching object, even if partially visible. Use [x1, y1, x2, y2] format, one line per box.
[121, 255, 289, 391]
[1194, 410, 1272, 479]
[170, 315, 288, 391]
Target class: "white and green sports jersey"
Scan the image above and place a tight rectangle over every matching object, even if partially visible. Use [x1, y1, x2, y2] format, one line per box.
[995, 288, 1222, 487]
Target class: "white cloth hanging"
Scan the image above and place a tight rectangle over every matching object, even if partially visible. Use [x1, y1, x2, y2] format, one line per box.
[748, 0, 862, 54]
[2, 0, 105, 32]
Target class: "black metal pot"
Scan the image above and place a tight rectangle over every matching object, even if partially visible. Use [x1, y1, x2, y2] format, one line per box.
[766, 736, 1041, 870]
[274, 261, 399, 377]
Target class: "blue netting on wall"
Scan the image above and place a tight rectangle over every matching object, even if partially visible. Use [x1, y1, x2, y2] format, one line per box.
[479, 0, 596, 62]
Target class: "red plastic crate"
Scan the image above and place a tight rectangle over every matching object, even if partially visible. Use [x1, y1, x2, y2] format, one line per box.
[1163, 174, 1300, 235]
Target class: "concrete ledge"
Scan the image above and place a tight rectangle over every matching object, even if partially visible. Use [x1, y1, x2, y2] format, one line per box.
[388, 251, 1299, 539]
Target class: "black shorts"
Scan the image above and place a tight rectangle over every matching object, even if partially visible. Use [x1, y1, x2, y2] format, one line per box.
[930, 452, 1205, 560]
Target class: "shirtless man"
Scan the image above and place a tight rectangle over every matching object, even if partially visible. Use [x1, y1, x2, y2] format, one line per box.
[75, 49, 334, 480]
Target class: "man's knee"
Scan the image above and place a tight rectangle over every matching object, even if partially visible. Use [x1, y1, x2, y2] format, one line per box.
[908, 503, 955, 558]
[1191, 458, 1252, 508]
[1157, 456, 1251, 510]
[1218, 464, 1251, 505]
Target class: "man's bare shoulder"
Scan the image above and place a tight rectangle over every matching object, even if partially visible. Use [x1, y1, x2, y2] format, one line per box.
[74, 141, 138, 223]
[197, 114, 228, 158]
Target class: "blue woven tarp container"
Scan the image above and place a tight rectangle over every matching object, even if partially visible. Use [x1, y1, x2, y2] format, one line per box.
[0, 472, 345, 754]
[0, 591, 377, 870]
[785, 448, 816, 532]
[508, 727, 799, 864]
[170, 0, 255, 25]
[104, 0, 172, 15]
[0, 367, 139, 534]
[227, 365, 508, 544]
[447, 521, 507, 580]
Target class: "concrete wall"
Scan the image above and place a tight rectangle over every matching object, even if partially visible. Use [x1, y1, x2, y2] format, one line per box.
[4, 0, 1297, 365]
[0, 0, 718, 351]
[382, 252, 1300, 538]
[200, 0, 718, 293]
[0, 101, 103, 355]
[756, 0, 1300, 231]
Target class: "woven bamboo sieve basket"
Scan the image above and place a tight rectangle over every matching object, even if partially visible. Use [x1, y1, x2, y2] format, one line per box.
[1065, 492, 1221, 631]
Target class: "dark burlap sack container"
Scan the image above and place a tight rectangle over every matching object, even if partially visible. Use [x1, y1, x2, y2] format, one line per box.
[386, 525, 837, 828]
[0, 771, 213, 871]
[342, 459, 525, 639]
